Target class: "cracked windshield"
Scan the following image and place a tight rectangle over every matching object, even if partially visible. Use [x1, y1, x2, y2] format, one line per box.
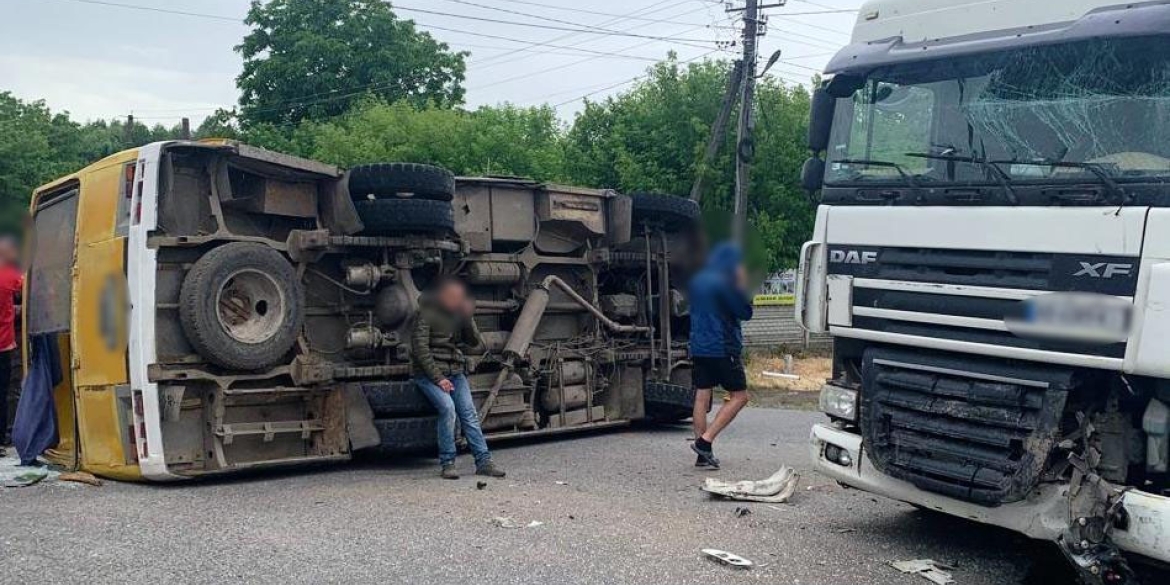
[826, 36, 1170, 185]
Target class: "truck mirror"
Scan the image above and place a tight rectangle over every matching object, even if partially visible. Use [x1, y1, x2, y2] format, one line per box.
[809, 88, 836, 153]
[825, 73, 865, 98]
[802, 157, 825, 193]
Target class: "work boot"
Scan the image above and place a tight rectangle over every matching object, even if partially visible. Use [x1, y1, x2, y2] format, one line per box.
[691, 439, 720, 470]
[476, 461, 506, 478]
[440, 464, 460, 480]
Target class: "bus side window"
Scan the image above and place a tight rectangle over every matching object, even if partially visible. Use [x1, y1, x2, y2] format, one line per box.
[115, 162, 135, 237]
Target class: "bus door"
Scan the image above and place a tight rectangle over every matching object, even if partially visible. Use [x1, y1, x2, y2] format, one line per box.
[25, 184, 80, 469]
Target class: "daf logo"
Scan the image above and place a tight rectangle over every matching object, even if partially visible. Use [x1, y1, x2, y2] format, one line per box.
[830, 250, 878, 265]
[1074, 262, 1134, 279]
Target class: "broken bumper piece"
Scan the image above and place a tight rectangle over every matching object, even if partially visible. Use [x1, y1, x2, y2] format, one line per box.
[809, 423, 1170, 564]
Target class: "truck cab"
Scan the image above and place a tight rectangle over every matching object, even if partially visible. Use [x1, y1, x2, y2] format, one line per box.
[798, 1, 1170, 579]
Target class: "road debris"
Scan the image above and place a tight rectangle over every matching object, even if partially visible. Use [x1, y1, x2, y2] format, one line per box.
[58, 471, 103, 487]
[490, 517, 543, 529]
[3, 468, 48, 488]
[702, 549, 754, 569]
[702, 466, 799, 503]
[555, 481, 568, 486]
[831, 527, 856, 534]
[733, 506, 752, 518]
[476, 481, 487, 490]
[491, 517, 522, 529]
[890, 559, 956, 585]
[761, 371, 801, 381]
[1, 453, 57, 487]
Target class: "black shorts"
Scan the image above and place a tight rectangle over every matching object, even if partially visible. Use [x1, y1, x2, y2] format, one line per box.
[693, 356, 747, 392]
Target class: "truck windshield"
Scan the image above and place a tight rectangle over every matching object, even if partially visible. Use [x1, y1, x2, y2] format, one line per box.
[826, 35, 1170, 187]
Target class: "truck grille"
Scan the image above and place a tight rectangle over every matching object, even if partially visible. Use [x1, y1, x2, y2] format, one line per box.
[827, 246, 1138, 362]
[860, 348, 1074, 506]
[827, 245, 1140, 296]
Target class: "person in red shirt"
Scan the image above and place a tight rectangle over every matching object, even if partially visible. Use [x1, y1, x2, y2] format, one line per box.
[0, 236, 23, 446]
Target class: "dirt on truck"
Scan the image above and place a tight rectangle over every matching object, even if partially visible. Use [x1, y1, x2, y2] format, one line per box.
[24, 140, 701, 481]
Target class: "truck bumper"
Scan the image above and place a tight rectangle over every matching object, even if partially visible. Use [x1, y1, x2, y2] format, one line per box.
[810, 423, 1170, 563]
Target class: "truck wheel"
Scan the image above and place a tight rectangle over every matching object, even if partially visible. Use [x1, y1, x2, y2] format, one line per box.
[179, 243, 303, 371]
[347, 163, 456, 202]
[372, 416, 439, 453]
[359, 380, 436, 417]
[630, 192, 700, 231]
[354, 199, 454, 235]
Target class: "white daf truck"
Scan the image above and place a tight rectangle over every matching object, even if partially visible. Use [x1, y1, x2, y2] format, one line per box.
[797, 1, 1170, 581]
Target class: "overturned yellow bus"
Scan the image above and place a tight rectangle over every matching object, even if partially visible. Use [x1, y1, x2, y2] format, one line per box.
[24, 141, 700, 481]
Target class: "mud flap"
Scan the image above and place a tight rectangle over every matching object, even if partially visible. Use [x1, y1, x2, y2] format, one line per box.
[343, 385, 382, 451]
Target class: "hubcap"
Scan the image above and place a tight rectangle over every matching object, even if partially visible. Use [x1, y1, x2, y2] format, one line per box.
[215, 269, 285, 344]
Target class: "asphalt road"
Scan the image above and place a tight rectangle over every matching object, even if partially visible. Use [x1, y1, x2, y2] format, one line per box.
[2, 408, 1079, 584]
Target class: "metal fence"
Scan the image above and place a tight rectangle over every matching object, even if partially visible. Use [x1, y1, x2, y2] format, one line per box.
[743, 305, 832, 349]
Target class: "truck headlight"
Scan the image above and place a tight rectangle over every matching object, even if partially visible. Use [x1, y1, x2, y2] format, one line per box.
[819, 384, 858, 422]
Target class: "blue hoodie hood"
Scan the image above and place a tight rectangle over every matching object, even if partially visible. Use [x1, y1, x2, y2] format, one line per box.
[705, 242, 743, 280]
[688, 241, 753, 358]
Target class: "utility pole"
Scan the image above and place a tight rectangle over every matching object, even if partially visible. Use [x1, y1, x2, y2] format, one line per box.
[690, 60, 744, 203]
[180, 117, 192, 140]
[125, 114, 135, 147]
[732, 0, 762, 244]
[725, 0, 784, 243]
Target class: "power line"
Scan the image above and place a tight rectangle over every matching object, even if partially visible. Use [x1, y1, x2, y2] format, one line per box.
[472, 2, 719, 71]
[550, 49, 721, 108]
[469, 26, 717, 92]
[392, 5, 718, 47]
[441, 0, 718, 28]
[47, 0, 242, 22]
[419, 21, 706, 63]
[437, 0, 710, 33]
[790, 0, 859, 12]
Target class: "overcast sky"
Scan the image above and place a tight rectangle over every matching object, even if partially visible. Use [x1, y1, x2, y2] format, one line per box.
[1, 0, 864, 126]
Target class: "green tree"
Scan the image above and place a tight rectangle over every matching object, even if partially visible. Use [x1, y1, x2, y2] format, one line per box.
[236, 0, 467, 127]
[244, 98, 565, 181]
[0, 92, 187, 234]
[563, 58, 814, 270]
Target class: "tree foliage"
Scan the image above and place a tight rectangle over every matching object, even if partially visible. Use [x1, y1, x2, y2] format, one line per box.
[1, 55, 815, 271]
[236, 0, 467, 127]
[0, 92, 184, 234]
[563, 59, 814, 269]
[245, 99, 565, 180]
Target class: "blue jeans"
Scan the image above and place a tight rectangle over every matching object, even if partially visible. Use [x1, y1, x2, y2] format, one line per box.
[415, 374, 491, 467]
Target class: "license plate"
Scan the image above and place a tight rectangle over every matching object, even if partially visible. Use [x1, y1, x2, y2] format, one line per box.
[1007, 293, 1132, 344]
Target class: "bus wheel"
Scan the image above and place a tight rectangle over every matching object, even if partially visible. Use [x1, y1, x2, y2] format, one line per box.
[179, 243, 304, 371]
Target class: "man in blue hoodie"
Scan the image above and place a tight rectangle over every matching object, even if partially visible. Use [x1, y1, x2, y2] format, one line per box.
[688, 242, 754, 469]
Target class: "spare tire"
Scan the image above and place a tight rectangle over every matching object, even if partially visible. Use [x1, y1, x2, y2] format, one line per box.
[372, 416, 439, 453]
[630, 192, 700, 231]
[359, 380, 435, 417]
[355, 198, 454, 235]
[179, 243, 303, 371]
[347, 163, 456, 202]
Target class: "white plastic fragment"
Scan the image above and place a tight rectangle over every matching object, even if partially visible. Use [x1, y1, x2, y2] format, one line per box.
[702, 549, 754, 569]
[702, 466, 800, 503]
[762, 371, 801, 381]
[890, 559, 956, 585]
